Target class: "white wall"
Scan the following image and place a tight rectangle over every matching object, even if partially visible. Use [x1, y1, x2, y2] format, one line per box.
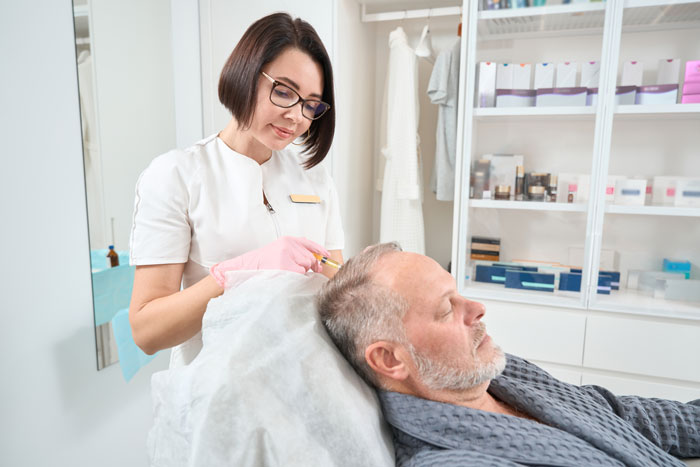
[0, 2, 168, 466]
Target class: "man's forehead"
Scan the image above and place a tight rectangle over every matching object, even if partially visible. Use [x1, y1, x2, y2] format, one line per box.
[373, 252, 453, 303]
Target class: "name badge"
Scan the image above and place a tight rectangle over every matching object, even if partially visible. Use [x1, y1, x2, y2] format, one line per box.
[289, 194, 321, 204]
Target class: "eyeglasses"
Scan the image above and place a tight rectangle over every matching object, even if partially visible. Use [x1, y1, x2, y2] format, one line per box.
[261, 71, 330, 120]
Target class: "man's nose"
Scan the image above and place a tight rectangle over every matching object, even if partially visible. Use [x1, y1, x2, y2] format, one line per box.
[461, 298, 485, 326]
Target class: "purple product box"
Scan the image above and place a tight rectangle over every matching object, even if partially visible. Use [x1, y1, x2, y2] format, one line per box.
[683, 81, 700, 95]
[535, 87, 587, 107]
[682, 94, 700, 104]
[615, 85, 637, 105]
[587, 88, 598, 106]
[635, 84, 678, 105]
[496, 89, 536, 108]
[684, 60, 700, 83]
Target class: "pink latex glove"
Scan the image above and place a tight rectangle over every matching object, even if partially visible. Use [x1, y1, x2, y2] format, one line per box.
[210, 236, 330, 287]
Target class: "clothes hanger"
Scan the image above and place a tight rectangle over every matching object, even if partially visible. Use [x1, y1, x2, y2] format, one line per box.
[415, 9, 434, 64]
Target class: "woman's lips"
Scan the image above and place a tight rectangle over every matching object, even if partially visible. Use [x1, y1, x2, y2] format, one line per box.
[271, 124, 294, 139]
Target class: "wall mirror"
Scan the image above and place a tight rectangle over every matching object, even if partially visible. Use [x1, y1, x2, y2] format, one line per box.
[72, 0, 177, 369]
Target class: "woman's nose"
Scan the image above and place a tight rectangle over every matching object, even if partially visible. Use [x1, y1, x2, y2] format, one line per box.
[284, 102, 305, 123]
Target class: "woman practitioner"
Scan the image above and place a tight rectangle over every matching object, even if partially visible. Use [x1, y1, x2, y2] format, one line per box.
[128, 13, 343, 366]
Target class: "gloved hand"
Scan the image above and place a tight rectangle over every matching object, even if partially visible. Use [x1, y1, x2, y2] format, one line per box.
[210, 236, 330, 287]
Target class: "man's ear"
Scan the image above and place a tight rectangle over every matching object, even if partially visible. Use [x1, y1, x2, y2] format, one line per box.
[365, 341, 410, 382]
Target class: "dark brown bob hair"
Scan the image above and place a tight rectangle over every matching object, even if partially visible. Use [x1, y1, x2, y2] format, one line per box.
[218, 12, 335, 169]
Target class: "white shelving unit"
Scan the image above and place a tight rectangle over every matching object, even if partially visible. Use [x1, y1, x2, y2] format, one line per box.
[449, 0, 700, 397]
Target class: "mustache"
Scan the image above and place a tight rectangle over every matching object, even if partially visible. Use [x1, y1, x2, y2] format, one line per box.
[472, 321, 487, 351]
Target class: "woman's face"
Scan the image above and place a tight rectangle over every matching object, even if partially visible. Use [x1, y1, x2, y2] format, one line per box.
[252, 48, 324, 151]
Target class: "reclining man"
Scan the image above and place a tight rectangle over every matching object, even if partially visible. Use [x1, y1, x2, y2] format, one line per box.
[317, 242, 700, 467]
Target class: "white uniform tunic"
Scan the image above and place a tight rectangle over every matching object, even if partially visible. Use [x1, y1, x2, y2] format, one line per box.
[130, 134, 344, 366]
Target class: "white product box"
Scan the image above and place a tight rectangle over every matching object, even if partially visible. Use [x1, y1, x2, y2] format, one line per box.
[657, 58, 680, 85]
[534, 63, 555, 89]
[497, 63, 514, 89]
[535, 87, 587, 107]
[556, 62, 577, 87]
[513, 63, 532, 89]
[674, 179, 700, 207]
[635, 84, 678, 105]
[581, 61, 600, 88]
[557, 173, 590, 203]
[568, 246, 618, 271]
[614, 179, 647, 206]
[621, 60, 643, 87]
[652, 176, 677, 205]
[495, 89, 536, 107]
[605, 175, 627, 203]
[586, 89, 598, 106]
[615, 86, 637, 105]
[477, 61, 497, 108]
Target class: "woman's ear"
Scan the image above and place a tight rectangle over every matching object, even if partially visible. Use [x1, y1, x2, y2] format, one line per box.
[365, 341, 410, 383]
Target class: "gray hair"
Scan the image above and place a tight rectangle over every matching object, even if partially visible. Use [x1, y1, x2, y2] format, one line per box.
[317, 242, 407, 388]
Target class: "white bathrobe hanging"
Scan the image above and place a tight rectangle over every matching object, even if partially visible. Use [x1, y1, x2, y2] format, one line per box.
[378, 27, 425, 255]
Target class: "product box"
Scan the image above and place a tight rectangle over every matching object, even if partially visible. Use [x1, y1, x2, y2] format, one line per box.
[681, 94, 700, 104]
[663, 258, 691, 279]
[637, 271, 684, 294]
[605, 175, 627, 203]
[535, 87, 587, 107]
[586, 88, 598, 106]
[471, 236, 500, 261]
[614, 179, 647, 206]
[534, 63, 555, 89]
[477, 61, 497, 107]
[683, 60, 700, 85]
[505, 270, 555, 292]
[657, 58, 680, 85]
[683, 81, 700, 95]
[652, 176, 677, 205]
[635, 84, 678, 105]
[621, 60, 643, 87]
[662, 279, 700, 302]
[581, 61, 600, 88]
[475, 265, 508, 284]
[674, 179, 700, 207]
[513, 63, 532, 89]
[496, 89, 536, 107]
[556, 62, 577, 88]
[557, 173, 590, 203]
[568, 268, 620, 291]
[615, 85, 637, 105]
[558, 272, 612, 294]
[497, 63, 514, 89]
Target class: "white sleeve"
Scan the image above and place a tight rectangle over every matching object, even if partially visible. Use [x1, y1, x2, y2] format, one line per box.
[323, 171, 345, 252]
[129, 151, 192, 265]
[427, 51, 451, 105]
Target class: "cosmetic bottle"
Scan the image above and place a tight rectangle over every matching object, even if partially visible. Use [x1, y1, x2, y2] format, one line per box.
[528, 186, 546, 202]
[472, 171, 486, 199]
[515, 165, 524, 201]
[547, 175, 558, 202]
[567, 184, 577, 203]
[495, 185, 511, 200]
[107, 245, 120, 268]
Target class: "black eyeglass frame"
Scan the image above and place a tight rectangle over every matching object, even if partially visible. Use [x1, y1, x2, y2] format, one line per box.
[260, 71, 330, 121]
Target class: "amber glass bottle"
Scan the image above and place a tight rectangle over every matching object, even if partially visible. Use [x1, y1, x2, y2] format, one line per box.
[107, 245, 120, 268]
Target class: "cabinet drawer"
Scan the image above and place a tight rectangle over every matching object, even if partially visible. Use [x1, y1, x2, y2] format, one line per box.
[581, 373, 700, 402]
[583, 315, 700, 383]
[482, 300, 586, 366]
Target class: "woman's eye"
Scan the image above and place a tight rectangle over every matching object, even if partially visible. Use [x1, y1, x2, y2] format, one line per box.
[273, 87, 293, 99]
[304, 101, 320, 112]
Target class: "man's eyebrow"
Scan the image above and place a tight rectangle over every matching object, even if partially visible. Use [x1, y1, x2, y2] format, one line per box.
[276, 76, 323, 99]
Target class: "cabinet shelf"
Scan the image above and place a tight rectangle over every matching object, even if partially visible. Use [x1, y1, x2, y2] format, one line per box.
[462, 281, 585, 310]
[622, 0, 700, 32]
[614, 104, 700, 120]
[590, 288, 700, 321]
[470, 199, 588, 212]
[474, 106, 596, 121]
[606, 204, 700, 217]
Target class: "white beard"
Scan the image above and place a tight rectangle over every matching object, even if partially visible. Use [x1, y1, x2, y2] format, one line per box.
[408, 324, 507, 391]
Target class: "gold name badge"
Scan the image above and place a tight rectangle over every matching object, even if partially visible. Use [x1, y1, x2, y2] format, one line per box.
[289, 194, 321, 204]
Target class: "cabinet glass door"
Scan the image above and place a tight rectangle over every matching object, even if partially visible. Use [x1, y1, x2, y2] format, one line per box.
[588, 0, 700, 319]
[455, 1, 610, 310]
